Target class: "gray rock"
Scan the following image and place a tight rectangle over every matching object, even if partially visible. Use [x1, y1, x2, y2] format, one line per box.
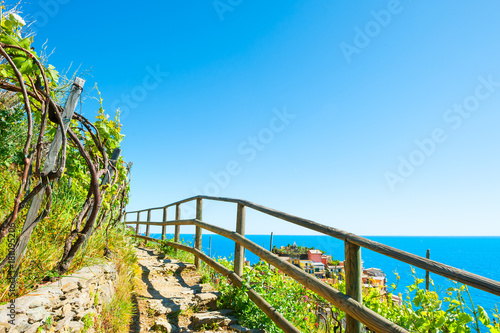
[24, 322, 42, 333]
[13, 321, 31, 332]
[34, 285, 63, 297]
[164, 262, 196, 273]
[99, 281, 114, 304]
[27, 297, 51, 309]
[67, 320, 85, 331]
[0, 323, 12, 333]
[192, 283, 215, 293]
[61, 281, 79, 293]
[1, 262, 118, 332]
[0, 307, 14, 323]
[54, 312, 75, 332]
[78, 291, 92, 308]
[152, 317, 173, 332]
[195, 292, 220, 304]
[26, 306, 50, 323]
[61, 303, 73, 318]
[191, 310, 238, 329]
[2, 296, 39, 312]
[6, 314, 29, 327]
[147, 299, 169, 315]
[73, 308, 96, 321]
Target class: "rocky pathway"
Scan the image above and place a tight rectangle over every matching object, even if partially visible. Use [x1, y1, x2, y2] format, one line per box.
[130, 247, 263, 333]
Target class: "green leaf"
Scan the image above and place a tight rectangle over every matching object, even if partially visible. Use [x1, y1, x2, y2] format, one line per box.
[11, 56, 26, 70]
[478, 305, 490, 325]
[18, 37, 31, 49]
[0, 33, 17, 45]
[19, 59, 33, 75]
[46, 64, 59, 83]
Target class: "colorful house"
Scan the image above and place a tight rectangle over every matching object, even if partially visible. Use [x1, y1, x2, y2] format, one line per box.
[312, 262, 326, 279]
[307, 249, 323, 263]
[363, 268, 386, 291]
[298, 260, 314, 274]
[321, 254, 332, 266]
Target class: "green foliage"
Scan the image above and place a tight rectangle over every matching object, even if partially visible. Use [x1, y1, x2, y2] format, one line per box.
[358, 268, 499, 332]
[0, 7, 130, 302]
[0, 96, 25, 165]
[214, 260, 500, 332]
[0, 8, 58, 89]
[272, 243, 314, 257]
[155, 240, 499, 332]
[93, 234, 140, 332]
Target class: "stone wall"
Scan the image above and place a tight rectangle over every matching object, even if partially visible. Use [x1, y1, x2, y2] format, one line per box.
[0, 262, 117, 333]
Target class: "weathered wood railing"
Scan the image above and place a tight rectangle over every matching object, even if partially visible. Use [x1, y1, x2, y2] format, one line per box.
[124, 195, 500, 333]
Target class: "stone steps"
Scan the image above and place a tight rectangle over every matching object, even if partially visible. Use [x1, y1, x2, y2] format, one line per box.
[132, 246, 264, 333]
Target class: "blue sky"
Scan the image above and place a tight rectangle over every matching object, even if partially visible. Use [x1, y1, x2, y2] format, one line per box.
[20, 0, 500, 235]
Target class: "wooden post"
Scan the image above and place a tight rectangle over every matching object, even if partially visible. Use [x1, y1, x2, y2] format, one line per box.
[195, 198, 203, 268]
[146, 210, 151, 237]
[209, 235, 212, 258]
[161, 207, 167, 240]
[136, 212, 140, 235]
[174, 204, 181, 252]
[345, 241, 362, 333]
[101, 148, 121, 185]
[426, 249, 430, 291]
[270, 232, 274, 251]
[13, 78, 85, 269]
[234, 203, 246, 276]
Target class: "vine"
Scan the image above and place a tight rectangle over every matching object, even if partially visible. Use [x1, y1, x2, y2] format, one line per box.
[0, 4, 130, 287]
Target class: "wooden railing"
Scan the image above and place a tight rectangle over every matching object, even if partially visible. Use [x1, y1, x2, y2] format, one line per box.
[124, 195, 500, 333]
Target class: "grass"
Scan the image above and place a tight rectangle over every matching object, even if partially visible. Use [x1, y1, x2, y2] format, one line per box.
[0, 166, 129, 303]
[0, 164, 140, 332]
[93, 233, 141, 332]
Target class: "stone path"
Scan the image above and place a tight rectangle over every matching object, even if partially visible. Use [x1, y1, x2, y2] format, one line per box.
[130, 247, 263, 333]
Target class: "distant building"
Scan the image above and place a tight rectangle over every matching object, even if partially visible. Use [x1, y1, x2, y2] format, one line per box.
[307, 249, 323, 263]
[279, 256, 291, 263]
[328, 262, 344, 275]
[298, 260, 314, 274]
[391, 294, 403, 306]
[312, 262, 326, 279]
[363, 268, 386, 290]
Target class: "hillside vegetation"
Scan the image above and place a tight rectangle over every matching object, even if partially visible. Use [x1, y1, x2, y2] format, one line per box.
[0, 7, 135, 326]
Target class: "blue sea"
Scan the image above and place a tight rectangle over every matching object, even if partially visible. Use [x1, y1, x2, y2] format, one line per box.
[149, 233, 500, 315]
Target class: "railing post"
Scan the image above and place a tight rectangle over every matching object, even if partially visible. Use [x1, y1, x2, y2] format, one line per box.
[345, 240, 362, 333]
[234, 203, 246, 276]
[161, 207, 167, 240]
[174, 204, 181, 253]
[195, 198, 203, 269]
[136, 212, 140, 235]
[426, 249, 430, 291]
[145, 210, 151, 237]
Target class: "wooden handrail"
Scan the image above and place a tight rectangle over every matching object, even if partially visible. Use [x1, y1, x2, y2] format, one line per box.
[132, 234, 301, 333]
[129, 218, 408, 332]
[125, 195, 500, 332]
[125, 195, 500, 297]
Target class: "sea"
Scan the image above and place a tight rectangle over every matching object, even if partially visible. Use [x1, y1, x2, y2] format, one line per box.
[149, 233, 500, 316]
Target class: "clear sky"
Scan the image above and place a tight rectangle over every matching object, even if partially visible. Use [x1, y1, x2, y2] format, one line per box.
[20, 0, 500, 235]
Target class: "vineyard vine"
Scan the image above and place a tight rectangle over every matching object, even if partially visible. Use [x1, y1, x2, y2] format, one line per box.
[0, 3, 130, 297]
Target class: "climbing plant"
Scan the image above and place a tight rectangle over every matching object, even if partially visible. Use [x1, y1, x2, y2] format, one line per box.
[0, 4, 130, 289]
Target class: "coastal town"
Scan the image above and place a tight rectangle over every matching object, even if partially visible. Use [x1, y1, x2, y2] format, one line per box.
[271, 242, 399, 301]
